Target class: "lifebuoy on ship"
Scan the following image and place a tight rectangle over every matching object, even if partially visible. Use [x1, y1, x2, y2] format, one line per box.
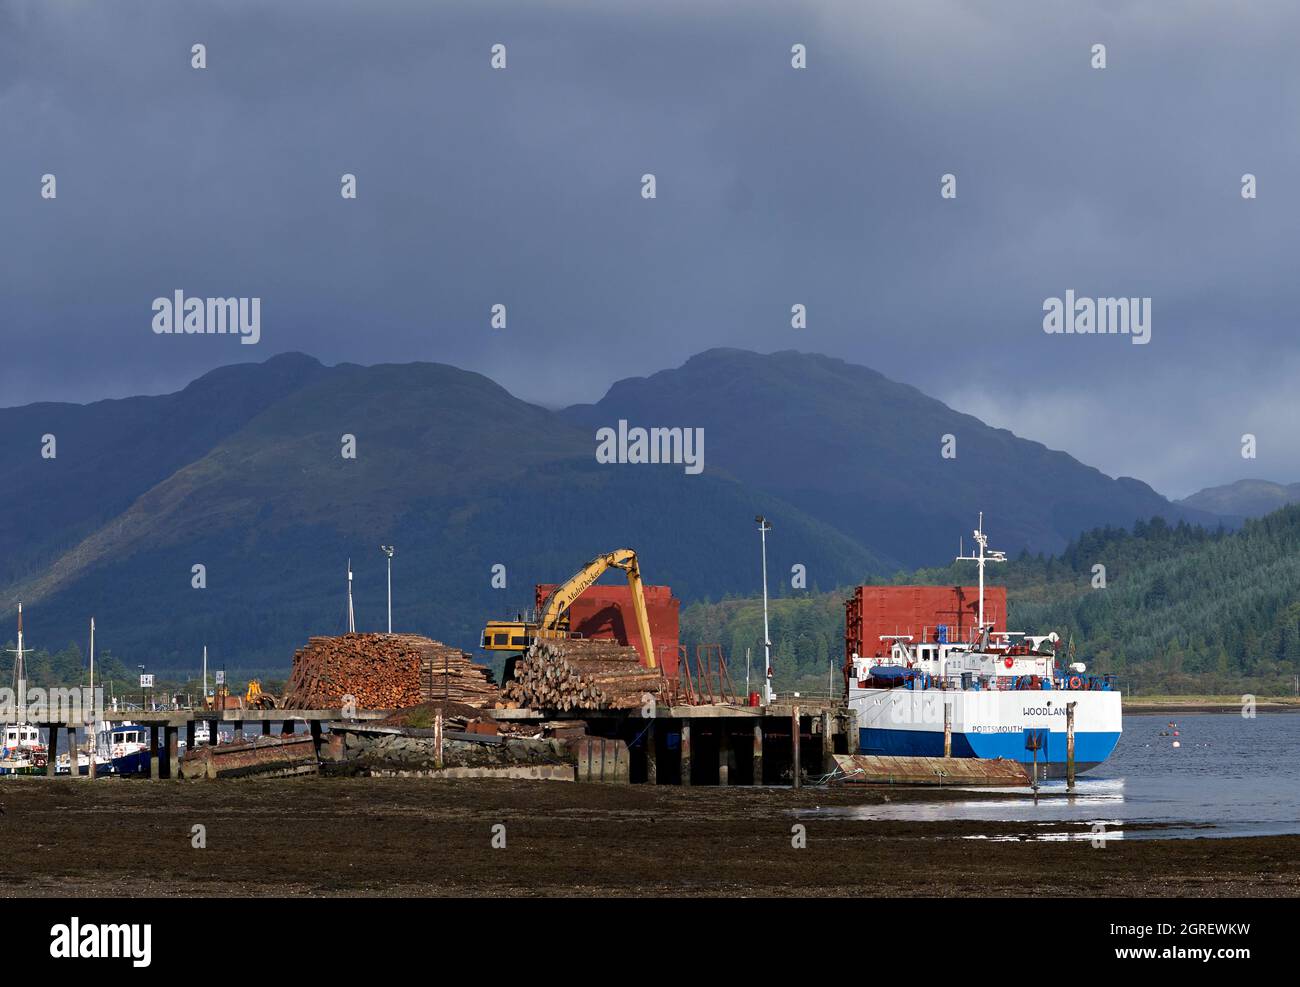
[1069, 675, 1082, 690]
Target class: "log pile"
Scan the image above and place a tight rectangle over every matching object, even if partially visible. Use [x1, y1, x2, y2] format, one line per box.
[281, 634, 498, 710]
[502, 639, 665, 711]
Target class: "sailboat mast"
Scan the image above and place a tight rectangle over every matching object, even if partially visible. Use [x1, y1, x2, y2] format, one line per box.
[89, 616, 96, 779]
[16, 602, 26, 726]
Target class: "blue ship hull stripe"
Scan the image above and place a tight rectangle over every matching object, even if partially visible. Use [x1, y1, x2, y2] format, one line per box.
[858, 726, 1120, 769]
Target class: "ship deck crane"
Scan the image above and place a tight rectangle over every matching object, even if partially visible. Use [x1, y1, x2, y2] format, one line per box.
[481, 548, 657, 669]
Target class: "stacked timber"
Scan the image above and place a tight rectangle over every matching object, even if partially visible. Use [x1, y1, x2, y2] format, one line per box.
[502, 639, 665, 712]
[281, 633, 498, 710]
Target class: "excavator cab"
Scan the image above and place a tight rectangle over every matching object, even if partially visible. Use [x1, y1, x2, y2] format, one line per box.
[481, 619, 534, 651]
[481, 609, 572, 651]
[480, 549, 655, 668]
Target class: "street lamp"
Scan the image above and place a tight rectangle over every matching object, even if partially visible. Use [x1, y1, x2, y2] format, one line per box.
[756, 516, 773, 704]
[380, 545, 395, 634]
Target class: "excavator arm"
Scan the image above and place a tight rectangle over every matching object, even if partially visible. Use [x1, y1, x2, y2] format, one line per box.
[482, 548, 657, 669]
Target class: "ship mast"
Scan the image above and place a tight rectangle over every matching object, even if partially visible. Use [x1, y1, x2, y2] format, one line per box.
[7, 602, 29, 726]
[955, 513, 1006, 640]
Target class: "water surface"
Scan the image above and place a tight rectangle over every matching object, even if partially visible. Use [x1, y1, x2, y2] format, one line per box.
[809, 713, 1300, 839]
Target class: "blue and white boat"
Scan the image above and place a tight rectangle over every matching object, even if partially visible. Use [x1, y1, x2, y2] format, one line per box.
[847, 516, 1122, 777]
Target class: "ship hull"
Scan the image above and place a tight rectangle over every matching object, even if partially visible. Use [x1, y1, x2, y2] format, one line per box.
[849, 686, 1122, 776]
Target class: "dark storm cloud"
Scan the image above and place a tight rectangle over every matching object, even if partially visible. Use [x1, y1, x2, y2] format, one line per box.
[2, 0, 1298, 496]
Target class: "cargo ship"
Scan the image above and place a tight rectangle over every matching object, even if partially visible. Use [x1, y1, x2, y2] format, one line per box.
[845, 516, 1121, 777]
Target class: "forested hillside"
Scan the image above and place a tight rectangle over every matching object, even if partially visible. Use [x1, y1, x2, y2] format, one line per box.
[682, 511, 1300, 696]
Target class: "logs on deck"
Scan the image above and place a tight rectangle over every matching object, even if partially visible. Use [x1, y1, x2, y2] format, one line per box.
[281, 634, 499, 710]
[502, 639, 665, 712]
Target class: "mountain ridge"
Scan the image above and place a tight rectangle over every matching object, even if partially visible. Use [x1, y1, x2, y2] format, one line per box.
[0, 347, 1233, 669]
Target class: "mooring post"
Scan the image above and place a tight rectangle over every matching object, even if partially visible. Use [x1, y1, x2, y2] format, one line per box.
[943, 700, 952, 758]
[1066, 701, 1077, 790]
[718, 724, 730, 786]
[167, 725, 179, 780]
[752, 719, 764, 785]
[791, 705, 801, 789]
[87, 716, 97, 781]
[644, 719, 657, 785]
[680, 720, 692, 786]
[45, 724, 59, 778]
[820, 710, 834, 775]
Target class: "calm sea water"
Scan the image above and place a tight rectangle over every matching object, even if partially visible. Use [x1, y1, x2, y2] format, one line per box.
[809, 713, 1300, 839]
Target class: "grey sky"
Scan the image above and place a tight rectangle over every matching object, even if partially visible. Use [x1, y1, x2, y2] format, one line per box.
[3, 0, 1298, 498]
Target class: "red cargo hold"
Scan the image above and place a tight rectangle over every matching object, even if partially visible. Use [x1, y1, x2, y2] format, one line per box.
[844, 585, 1006, 662]
[534, 583, 680, 678]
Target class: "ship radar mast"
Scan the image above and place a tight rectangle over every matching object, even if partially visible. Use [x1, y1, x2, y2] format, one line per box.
[955, 513, 1006, 641]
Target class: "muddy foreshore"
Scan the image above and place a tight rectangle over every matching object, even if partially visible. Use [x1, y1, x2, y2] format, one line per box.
[2, 778, 1295, 897]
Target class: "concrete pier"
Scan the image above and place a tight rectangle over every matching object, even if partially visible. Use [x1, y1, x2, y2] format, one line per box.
[26, 705, 846, 786]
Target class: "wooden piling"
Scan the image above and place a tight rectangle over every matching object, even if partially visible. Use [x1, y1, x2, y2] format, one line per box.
[167, 726, 179, 780]
[45, 724, 58, 778]
[943, 700, 952, 758]
[65, 727, 77, 776]
[149, 726, 160, 780]
[821, 710, 834, 775]
[1066, 701, 1077, 790]
[680, 720, 692, 786]
[791, 706, 801, 789]
[752, 719, 764, 786]
[644, 719, 657, 785]
[433, 711, 444, 769]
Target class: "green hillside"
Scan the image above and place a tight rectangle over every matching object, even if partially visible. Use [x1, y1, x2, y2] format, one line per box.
[682, 511, 1300, 696]
[4, 358, 885, 669]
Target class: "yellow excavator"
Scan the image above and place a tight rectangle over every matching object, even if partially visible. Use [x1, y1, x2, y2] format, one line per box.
[481, 548, 657, 669]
